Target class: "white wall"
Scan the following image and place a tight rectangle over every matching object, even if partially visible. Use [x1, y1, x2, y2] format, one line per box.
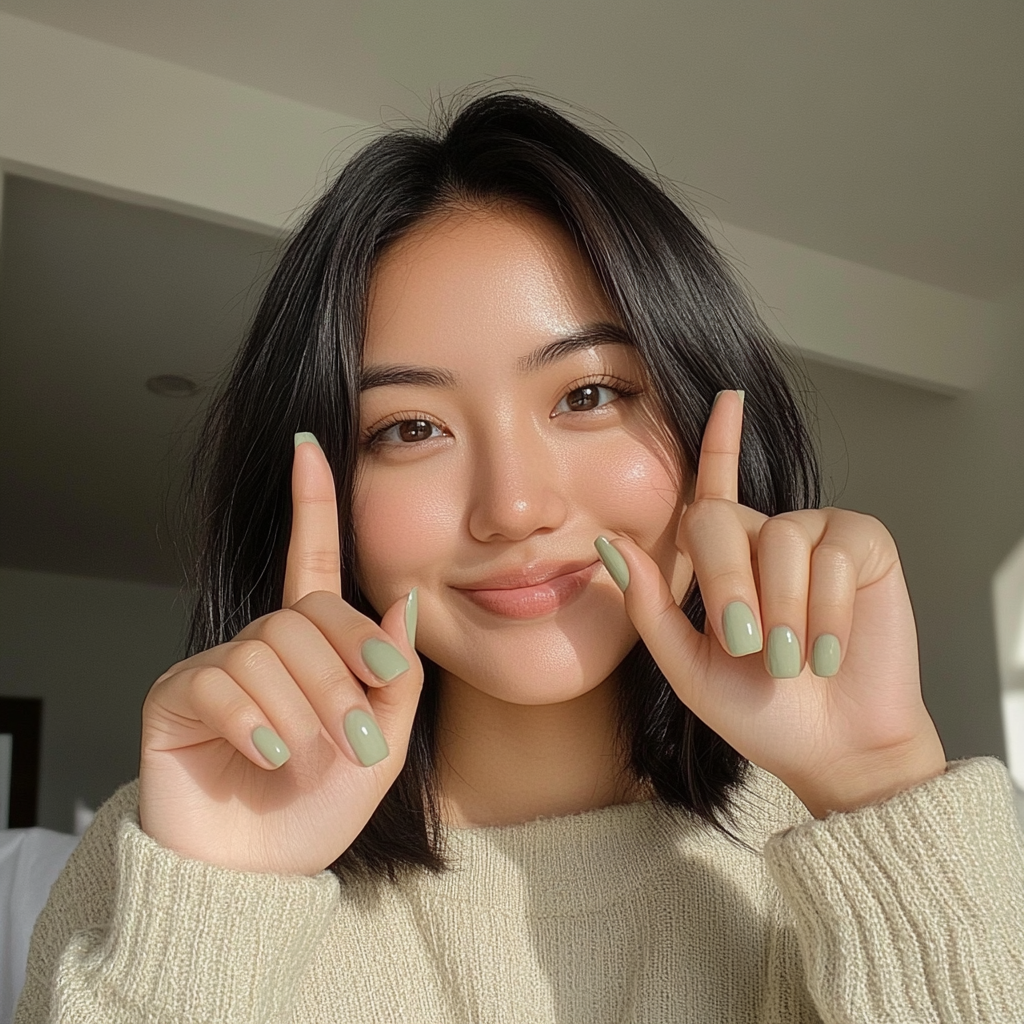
[0, 567, 187, 831]
[801, 282, 1024, 772]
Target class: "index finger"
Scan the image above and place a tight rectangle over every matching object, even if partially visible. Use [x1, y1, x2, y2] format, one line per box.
[282, 432, 342, 607]
[692, 390, 745, 504]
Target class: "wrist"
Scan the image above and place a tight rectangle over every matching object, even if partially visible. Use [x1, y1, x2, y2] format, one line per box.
[794, 742, 947, 820]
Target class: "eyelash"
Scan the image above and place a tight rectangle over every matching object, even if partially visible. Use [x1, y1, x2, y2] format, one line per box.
[361, 374, 644, 451]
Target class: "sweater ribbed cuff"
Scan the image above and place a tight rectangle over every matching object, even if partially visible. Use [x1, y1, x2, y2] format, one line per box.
[80, 814, 340, 1020]
[763, 756, 1024, 1022]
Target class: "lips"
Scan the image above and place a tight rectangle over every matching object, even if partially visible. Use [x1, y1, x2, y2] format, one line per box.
[456, 559, 599, 591]
[454, 559, 602, 619]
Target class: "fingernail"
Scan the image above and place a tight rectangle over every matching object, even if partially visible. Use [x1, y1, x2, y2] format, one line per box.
[344, 708, 389, 767]
[405, 587, 418, 648]
[252, 726, 290, 768]
[594, 536, 629, 591]
[712, 390, 745, 409]
[361, 637, 409, 682]
[722, 601, 762, 656]
[812, 634, 841, 677]
[766, 625, 801, 678]
[294, 431, 322, 450]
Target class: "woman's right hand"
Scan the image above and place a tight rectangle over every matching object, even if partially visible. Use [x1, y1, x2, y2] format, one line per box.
[138, 435, 424, 876]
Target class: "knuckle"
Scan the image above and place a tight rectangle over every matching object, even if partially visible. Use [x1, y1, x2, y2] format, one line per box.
[224, 638, 273, 675]
[312, 659, 358, 697]
[189, 663, 232, 695]
[652, 598, 682, 633]
[813, 542, 855, 574]
[759, 516, 810, 548]
[293, 548, 341, 577]
[685, 497, 727, 523]
[151, 659, 187, 688]
[186, 666, 252, 723]
[256, 607, 306, 645]
[707, 567, 752, 594]
[763, 579, 806, 608]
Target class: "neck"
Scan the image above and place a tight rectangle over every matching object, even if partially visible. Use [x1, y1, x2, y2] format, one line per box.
[434, 668, 652, 829]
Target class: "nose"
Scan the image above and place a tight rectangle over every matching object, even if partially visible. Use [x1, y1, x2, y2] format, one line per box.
[466, 423, 569, 543]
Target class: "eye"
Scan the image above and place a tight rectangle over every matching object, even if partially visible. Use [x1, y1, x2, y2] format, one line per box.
[368, 417, 445, 447]
[552, 378, 638, 413]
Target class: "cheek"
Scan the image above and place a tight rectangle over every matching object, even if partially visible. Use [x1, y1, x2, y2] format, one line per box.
[592, 441, 692, 596]
[351, 464, 459, 610]
[591, 441, 683, 535]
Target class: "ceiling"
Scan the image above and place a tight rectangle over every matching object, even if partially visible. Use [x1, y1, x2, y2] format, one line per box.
[0, 0, 1021, 587]
[3, 0, 1021, 299]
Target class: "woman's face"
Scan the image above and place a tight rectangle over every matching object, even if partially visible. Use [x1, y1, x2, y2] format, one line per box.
[353, 204, 692, 704]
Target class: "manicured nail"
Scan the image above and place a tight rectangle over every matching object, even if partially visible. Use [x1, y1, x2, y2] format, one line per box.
[294, 431, 322, 450]
[344, 708, 389, 767]
[722, 601, 762, 656]
[361, 637, 409, 682]
[405, 587, 418, 648]
[252, 726, 290, 768]
[766, 625, 802, 678]
[812, 634, 841, 677]
[594, 536, 629, 591]
[712, 389, 745, 409]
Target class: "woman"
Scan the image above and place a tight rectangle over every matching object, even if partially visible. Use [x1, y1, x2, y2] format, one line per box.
[18, 89, 1024, 1022]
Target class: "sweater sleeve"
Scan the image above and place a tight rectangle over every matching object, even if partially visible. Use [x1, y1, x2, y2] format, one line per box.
[14, 779, 341, 1024]
[762, 756, 1024, 1024]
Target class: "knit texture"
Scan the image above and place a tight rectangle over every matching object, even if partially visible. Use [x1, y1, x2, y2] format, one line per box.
[16, 757, 1024, 1023]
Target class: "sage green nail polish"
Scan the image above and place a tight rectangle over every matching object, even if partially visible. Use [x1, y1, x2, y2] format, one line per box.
[812, 634, 841, 677]
[712, 389, 744, 410]
[294, 431, 322, 450]
[766, 625, 802, 678]
[344, 709, 389, 767]
[594, 536, 629, 591]
[405, 587, 418, 648]
[361, 637, 409, 682]
[252, 726, 290, 768]
[723, 601, 762, 656]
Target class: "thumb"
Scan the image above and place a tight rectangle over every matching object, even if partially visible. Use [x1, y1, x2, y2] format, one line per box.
[595, 535, 704, 707]
[366, 588, 424, 744]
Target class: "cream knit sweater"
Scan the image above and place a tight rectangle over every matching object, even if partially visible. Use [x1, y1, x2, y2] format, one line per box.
[16, 756, 1024, 1023]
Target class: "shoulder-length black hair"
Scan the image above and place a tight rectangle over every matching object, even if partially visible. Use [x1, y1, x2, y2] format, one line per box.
[184, 86, 822, 887]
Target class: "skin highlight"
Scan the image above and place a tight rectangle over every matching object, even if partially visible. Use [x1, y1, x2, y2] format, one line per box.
[351, 204, 693, 827]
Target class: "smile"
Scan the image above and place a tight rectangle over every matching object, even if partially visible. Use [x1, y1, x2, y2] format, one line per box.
[455, 561, 602, 619]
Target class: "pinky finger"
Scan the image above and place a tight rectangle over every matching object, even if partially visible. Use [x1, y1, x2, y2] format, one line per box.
[153, 666, 292, 770]
[806, 546, 857, 677]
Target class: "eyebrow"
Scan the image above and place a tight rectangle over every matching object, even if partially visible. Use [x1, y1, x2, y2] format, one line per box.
[358, 322, 633, 393]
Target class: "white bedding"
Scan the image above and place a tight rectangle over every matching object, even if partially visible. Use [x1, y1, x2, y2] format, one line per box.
[0, 829, 80, 1024]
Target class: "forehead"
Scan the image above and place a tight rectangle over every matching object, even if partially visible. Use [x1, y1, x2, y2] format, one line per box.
[362, 205, 618, 367]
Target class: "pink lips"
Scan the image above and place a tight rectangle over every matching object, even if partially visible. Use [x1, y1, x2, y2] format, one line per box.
[455, 560, 602, 619]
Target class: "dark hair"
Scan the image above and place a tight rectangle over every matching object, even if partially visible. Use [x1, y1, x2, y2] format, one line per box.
[184, 85, 822, 888]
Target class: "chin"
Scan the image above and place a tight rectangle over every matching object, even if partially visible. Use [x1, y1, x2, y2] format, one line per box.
[425, 624, 636, 706]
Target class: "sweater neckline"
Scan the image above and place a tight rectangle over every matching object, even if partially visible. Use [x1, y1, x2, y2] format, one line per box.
[424, 796, 689, 914]
[389, 774, 792, 916]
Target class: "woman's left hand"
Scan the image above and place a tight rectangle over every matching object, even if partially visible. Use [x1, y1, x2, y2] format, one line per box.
[598, 390, 947, 819]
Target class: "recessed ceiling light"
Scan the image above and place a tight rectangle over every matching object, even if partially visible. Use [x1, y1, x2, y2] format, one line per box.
[146, 374, 200, 397]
